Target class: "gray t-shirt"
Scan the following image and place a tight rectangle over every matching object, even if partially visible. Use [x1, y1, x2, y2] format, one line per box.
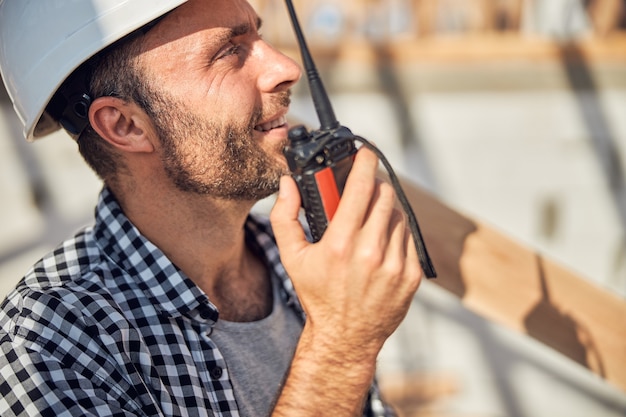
[211, 275, 303, 416]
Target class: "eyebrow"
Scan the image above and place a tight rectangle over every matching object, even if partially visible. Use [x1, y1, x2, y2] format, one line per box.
[220, 16, 263, 42]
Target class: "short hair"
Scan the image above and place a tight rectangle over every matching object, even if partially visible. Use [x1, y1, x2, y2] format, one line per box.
[75, 33, 148, 185]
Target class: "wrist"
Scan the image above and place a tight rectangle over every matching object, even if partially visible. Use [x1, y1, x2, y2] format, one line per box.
[272, 321, 381, 416]
[301, 319, 383, 367]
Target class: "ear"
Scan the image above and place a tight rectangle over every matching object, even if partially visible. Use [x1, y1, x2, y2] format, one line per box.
[88, 96, 155, 153]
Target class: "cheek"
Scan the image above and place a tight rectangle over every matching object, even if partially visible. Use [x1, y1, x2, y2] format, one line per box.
[206, 72, 259, 118]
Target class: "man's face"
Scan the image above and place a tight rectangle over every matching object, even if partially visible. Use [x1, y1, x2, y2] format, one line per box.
[138, 0, 301, 201]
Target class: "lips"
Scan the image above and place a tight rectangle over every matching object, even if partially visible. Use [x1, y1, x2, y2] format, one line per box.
[254, 115, 287, 132]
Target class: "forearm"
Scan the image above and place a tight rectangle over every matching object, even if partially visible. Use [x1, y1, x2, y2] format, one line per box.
[272, 322, 381, 416]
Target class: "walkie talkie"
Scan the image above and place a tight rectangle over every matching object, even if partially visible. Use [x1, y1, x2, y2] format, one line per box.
[282, 0, 436, 278]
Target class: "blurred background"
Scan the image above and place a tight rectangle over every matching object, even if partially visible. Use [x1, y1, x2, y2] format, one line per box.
[1, 0, 625, 415]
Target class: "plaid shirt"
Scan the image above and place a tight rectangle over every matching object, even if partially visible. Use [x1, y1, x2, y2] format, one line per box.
[0, 187, 391, 417]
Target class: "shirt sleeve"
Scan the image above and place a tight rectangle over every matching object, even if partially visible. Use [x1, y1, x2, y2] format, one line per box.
[0, 330, 146, 417]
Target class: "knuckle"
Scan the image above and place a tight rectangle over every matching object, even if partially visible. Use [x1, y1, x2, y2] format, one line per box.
[378, 181, 396, 201]
[269, 204, 285, 224]
[406, 268, 423, 292]
[325, 237, 352, 260]
[269, 209, 280, 225]
[384, 257, 407, 280]
[351, 175, 375, 196]
[378, 183, 398, 214]
[357, 244, 384, 267]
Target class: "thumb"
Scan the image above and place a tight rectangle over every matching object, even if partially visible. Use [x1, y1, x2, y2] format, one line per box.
[270, 176, 308, 255]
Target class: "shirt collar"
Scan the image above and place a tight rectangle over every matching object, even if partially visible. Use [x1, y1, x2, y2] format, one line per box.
[93, 187, 210, 319]
[91, 187, 302, 322]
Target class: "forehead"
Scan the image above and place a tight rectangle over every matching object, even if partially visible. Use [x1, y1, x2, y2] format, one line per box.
[142, 0, 259, 51]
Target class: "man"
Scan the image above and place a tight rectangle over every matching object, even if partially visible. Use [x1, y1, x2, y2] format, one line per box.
[0, 0, 422, 415]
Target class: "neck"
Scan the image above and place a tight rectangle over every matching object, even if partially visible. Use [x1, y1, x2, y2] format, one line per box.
[109, 177, 272, 321]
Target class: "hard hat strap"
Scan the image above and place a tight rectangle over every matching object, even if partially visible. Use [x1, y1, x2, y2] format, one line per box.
[46, 66, 93, 138]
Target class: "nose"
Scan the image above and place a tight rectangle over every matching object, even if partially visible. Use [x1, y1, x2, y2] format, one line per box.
[255, 40, 302, 93]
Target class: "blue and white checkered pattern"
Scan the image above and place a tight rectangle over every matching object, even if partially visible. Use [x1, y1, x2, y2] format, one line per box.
[0, 187, 392, 416]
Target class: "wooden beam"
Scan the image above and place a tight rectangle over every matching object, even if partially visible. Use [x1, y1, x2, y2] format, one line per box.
[277, 33, 626, 65]
[401, 177, 626, 392]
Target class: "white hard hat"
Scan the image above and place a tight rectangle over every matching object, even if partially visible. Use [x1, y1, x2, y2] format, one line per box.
[0, 0, 188, 142]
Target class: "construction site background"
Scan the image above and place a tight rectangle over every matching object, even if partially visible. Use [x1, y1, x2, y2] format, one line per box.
[1, 1, 625, 416]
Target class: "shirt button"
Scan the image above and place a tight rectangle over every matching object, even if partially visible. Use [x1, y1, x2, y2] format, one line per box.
[210, 366, 223, 380]
[200, 308, 211, 319]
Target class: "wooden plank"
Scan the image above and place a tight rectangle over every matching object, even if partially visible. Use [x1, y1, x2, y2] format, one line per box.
[278, 34, 626, 64]
[401, 178, 626, 392]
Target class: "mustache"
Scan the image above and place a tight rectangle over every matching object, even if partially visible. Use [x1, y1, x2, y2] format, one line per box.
[250, 90, 292, 129]
[276, 89, 292, 108]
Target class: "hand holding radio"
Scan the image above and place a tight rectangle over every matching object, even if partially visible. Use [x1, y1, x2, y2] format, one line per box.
[271, 146, 422, 346]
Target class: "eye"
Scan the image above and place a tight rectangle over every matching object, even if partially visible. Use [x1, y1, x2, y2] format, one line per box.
[214, 43, 244, 62]
[222, 44, 241, 58]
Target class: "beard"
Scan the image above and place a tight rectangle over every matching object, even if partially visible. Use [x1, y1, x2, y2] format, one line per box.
[145, 90, 291, 201]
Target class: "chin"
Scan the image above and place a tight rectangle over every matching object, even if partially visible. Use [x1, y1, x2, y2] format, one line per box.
[269, 150, 290, 173]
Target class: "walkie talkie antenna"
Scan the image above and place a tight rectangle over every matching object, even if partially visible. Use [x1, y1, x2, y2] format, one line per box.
[284, 0, 338, 131]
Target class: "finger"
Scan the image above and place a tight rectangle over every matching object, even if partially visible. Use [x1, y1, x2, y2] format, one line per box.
[330, 147, 380, 234]
[403, 227, 424, 293]
[270, 176, 308, 256]
[382, 208, 408, 265]
[360, 180, 397, 249]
